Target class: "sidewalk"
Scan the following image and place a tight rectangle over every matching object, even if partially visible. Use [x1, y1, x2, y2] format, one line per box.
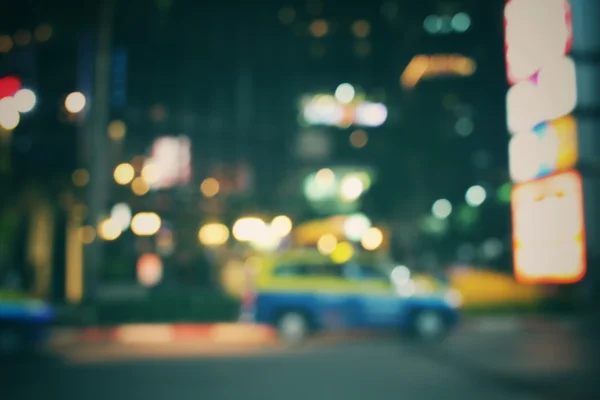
[432, 315, 600, 399]
[49, 323, 278, 347]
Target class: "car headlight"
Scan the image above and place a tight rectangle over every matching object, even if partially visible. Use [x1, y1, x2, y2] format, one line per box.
[444, 289, 463, 308]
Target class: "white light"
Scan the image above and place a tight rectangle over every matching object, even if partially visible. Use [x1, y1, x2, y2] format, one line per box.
[0, 97, 20, 130]
[13, 89, 36, 113]
[509, 127, 560, 183]
[271, 215, 293, 237]
[451, 12, 471, 32]
[344, 214, 371, 242]
[432, 199, 452, 219]
[65, 92, 86, 113]
[110, 203, 132, 231]
[391, 265, 410, 285]
[232, 217, 266, 242]
[131, 212, 162, 236]
[340, 176, 364, 202]
[466, 185, 487, 207]
[335, 83, 355, 104]
[355, 102, 387, 127]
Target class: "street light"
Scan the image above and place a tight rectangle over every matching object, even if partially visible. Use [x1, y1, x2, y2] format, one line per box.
[65, 91, 86, 113]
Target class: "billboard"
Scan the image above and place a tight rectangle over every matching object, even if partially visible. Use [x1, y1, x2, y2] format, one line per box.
[504, 0, 572, 85]
[511, 170, 586, 284]
[509, 115, 578, 182]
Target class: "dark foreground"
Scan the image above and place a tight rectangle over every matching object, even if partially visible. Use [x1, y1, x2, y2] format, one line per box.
[3, 321, 599, 400]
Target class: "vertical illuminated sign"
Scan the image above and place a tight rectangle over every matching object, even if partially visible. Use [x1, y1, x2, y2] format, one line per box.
[505, 0, 585, 284]
[512, 171, 586, 284]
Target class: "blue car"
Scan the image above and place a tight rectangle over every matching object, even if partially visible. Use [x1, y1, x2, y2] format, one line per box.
[0, 296, 54, 355]
[251, 252, 461, 343]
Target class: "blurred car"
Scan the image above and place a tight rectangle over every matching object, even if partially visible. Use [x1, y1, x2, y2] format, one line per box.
[0, 291, 54, 355]
[251, 251, 461, 343]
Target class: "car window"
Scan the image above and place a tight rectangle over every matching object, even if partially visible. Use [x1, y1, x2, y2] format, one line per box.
[272, 264, 309, 277]
[272, 264, 343, 278]
[343, 262, 389, 281]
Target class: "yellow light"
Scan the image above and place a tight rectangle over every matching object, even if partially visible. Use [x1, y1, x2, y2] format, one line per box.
[72, 168, 89, 187]
[131, 212, 161, 236]
[34, 24, 52, 42]
[78, 226, 96, 244]
[108, 120, 126, 141]
[232, 217, 266, 242]
[271, 215, 293, 237]
[201, 177, 220, 197]
[317, 234, 338, 255]
[131, 177, 150, 196]
[141, 162, 160, 185]
[331, 241, 354, 263]
[361, 227, 383, 251]
[198, 223, 230, 246]
[113, 163, 134, 185]
[351, 20, 371, 38]
[309, 19, 329, 37]
[98, 218, 122, 241]
[64, 91, 86, 113]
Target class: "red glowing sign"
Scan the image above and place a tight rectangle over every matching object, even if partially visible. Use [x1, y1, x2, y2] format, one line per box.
[504, 0, 572, 85]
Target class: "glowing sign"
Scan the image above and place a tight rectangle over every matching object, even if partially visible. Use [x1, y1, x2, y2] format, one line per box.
[506, 56, 576, 134]
[400, 54, 476, 89]
[302, 95, 387, 128]
[509, 115, 578, 182]
[504, 0, 572, 85]
[511, 170, 586, 284]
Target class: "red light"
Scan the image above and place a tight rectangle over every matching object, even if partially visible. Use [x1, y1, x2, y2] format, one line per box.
[0, 76, 22, 99]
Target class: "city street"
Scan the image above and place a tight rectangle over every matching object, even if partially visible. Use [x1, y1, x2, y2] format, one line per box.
[4, 323, 599, 400]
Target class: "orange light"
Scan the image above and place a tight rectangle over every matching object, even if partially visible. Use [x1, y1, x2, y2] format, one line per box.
[511, 170, 586, 284]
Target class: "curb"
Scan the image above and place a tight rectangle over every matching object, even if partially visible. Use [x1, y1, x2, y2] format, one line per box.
[49, 323, 278, 346]
[459, 316, 577, 334]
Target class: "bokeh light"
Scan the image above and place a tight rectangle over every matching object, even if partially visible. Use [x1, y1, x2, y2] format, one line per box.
[432, 199, 452, 219]
[113, 163, 135, 185]
[0, 97, 20, 130]
[98, 218, 122, 241]
[232, 217, 266, 242]
[131, 212, 162, 236]
[331, 241, 354, 263]
[131, 177, 150, 196]
[72, 168, 90, 187]
[466, 185, 487, 207]
[108, 120, 127, 141]
[13, 89, 36, 113]
[201, 177, 220, 197]
[349, 129, 368, 148]
[361, 227, 383, 250]
[198, 223, 230, 246]
[271, 215, 293, 237]
[65, 92, 86, 113]
[317, 234, 338, 255]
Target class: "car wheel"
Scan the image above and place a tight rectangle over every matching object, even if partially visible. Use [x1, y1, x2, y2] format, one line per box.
[277, 311, 310, 344]
[413, 310, 447, 341]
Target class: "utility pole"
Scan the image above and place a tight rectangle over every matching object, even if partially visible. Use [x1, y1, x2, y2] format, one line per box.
[571, 0, 600, 306]
[84, 0, 116, 303]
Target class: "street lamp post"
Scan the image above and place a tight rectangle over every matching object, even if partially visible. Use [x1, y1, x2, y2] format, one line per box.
[84, 0, 117, 303]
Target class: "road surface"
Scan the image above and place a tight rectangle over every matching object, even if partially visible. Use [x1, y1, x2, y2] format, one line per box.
[3, 325, 598, 400]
